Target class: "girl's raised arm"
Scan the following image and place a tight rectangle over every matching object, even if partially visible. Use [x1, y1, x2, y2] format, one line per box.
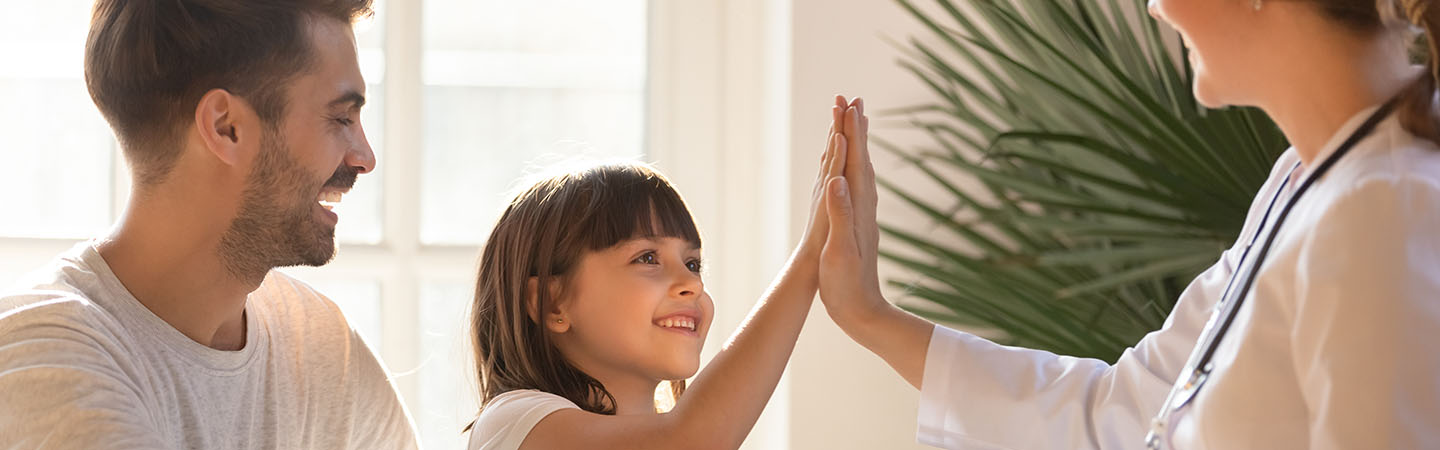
[518, 96, 855, 450]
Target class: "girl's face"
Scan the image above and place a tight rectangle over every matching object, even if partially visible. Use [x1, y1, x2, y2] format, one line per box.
[552, 235, 714, 385]
[1149, 0, 1269, 107]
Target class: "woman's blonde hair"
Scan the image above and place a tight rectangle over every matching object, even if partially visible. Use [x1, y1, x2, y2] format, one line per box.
[467, 163, 700, 425]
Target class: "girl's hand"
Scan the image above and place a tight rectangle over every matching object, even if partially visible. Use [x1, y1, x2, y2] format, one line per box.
[818, 98, 887, 326]
[797, 95, 852, 259]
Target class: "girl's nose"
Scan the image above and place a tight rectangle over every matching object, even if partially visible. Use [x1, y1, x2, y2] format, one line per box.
[672, 269, 701, 298]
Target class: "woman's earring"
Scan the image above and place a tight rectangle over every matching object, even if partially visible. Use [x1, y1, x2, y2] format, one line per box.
[555, 318, 564, 324]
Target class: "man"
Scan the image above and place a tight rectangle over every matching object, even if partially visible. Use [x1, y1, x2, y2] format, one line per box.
[0, 0, 419, 448]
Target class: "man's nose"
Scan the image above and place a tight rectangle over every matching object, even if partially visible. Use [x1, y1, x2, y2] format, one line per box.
[348, 125, 376, 175]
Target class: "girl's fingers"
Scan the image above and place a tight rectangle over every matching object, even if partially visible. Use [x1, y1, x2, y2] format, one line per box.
[829, 135, 847, 178]
[821, 132, 837, 181]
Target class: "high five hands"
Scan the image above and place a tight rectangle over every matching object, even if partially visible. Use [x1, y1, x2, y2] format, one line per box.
[816, 95, 884, 322]
[814, 95, 934, 389]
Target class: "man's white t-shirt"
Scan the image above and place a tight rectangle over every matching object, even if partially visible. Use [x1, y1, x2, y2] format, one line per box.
[0, 242, 419, 449]
[466, 390, 579, 450]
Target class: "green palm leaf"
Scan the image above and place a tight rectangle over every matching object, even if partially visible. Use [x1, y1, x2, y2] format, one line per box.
[882, 0, 1286, 362]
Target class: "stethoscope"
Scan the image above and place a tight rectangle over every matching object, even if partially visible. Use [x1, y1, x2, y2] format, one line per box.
[1143, 97, 1398, 450]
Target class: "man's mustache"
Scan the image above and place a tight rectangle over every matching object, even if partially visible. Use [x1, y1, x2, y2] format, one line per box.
[324, 165, 359, 190]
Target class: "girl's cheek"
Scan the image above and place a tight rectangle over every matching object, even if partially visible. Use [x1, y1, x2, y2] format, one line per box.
[702, 294, 717, 333]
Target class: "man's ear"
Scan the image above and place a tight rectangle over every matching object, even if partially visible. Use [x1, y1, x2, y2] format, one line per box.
[193, 88, 256, 167]
[526, 277, 570, 334]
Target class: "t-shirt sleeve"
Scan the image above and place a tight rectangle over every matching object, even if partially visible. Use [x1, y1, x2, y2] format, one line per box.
[257, 272, 420, 449]
[0, 295, 173, 449]
[343, 327, 421, 450]
[466, 390, 580, 450]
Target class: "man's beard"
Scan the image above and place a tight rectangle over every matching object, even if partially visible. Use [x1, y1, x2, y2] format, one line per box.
[217, 127, 356, 283]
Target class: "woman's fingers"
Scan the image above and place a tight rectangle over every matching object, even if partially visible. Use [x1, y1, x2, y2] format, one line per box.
[836, 99, 880, 271]
[822, 176, 859, 264]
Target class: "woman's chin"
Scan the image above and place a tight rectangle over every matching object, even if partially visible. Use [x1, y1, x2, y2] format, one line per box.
[1192, 81, 1227, 109]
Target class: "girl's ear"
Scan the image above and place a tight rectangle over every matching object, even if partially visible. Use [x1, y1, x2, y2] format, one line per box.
[526, 277, 571, 334]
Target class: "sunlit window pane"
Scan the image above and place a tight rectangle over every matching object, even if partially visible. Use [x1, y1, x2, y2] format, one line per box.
[419, 0, 648, 245]
[0, 2, 115, 239]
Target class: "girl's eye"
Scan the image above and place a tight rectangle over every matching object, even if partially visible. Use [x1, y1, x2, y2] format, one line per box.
[686, 259, 702, 273]
[633, 251, 659, 265]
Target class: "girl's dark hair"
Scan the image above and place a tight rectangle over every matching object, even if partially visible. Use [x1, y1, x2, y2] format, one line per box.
[469, 162, 701, 420]
[1317, 0, 1440, 142]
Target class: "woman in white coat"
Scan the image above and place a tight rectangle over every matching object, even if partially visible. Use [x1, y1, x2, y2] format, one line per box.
[815, 0, 1440, 448]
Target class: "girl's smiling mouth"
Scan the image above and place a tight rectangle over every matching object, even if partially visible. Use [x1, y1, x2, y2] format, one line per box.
[654, 313, 700, 336]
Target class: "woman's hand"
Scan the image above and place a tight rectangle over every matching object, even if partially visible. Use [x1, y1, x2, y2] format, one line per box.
[817, 97, 934, 389]
[818, 97, 886, 324]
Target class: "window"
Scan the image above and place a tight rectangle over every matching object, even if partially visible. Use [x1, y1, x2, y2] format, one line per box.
[1, 1, 650, 449]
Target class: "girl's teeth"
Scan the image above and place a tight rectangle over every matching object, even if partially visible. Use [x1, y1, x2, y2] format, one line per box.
[657, 318, 698, 331]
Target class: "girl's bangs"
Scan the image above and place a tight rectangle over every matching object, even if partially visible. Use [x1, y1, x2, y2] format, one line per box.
[574, 165, 702, 251]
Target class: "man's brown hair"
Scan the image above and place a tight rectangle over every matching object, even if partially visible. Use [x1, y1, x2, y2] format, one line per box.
[84, 0, 373, 186]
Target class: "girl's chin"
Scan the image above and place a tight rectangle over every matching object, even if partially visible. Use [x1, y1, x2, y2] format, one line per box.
[653, 363, 700, 382]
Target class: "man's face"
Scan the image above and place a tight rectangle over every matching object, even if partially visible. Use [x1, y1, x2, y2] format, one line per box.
[218, 17, 374, 279]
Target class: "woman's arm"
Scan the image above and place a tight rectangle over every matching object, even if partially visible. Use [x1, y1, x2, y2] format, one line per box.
[812, 101, 1303, 448]
[517, 96, 854, 450]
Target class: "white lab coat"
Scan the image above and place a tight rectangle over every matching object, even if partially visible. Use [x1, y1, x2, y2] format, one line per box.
[915, 106, 1440, 450]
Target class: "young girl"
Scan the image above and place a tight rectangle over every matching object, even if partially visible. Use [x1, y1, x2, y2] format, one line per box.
[465, 96, 865, 450]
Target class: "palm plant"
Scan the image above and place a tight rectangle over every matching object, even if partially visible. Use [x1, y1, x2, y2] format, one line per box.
[880, 0, 1288, 362]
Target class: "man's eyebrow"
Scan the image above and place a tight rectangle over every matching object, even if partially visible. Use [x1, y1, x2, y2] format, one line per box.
[328, 90, 366, 109]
